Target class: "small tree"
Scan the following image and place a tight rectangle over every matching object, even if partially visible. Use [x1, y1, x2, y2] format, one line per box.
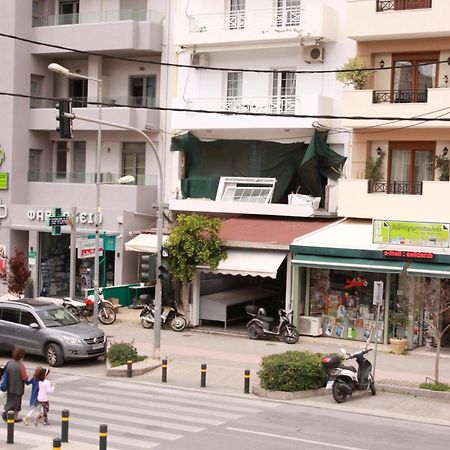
[0, 248, 31, 296]
[336, 56, 369, 90]
[399, 267, 450, 383]
[366, 150, 385, 183]
[165, 214, 227, 324]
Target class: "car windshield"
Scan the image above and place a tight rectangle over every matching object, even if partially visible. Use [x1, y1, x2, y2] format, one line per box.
[36, 307, 79, 327]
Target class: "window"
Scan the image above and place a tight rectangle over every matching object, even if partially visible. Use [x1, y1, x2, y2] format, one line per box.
[1, 308, 20, 324]
[226, 0, 245, 30]
[28, 149, 42, 181]
[388, 142, 434, 194]
[122, 142, 145, 185]
[32, 1, 43, 27]
[21, 311, 37, 326]
[69, 78, 88, 107]
[225, 72, 243, 110]
[215, 177, 276, 203]
[56, 142, 68, 180]
[129, 76, 156, 107]
[59, 1, 80, 25]
[392, 52, 438, 103]
[272, 70, 296, 113]
[275, 0, 301, 27]
[72, 141, 86, 183]
[30, 75, 44, 108]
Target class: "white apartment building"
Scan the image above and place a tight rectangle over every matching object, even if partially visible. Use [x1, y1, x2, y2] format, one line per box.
[0, 0, 167, 297]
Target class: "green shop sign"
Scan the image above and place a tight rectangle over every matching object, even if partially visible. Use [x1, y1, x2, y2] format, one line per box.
[373, 220, 449, 248]
[0, 172, 8, 190]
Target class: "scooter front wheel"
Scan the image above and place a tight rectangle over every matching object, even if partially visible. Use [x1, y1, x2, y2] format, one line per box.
[248, 324, 261, 340]
[369, 379, 376, 395]
[141, 315, 154, 329]
[170, 315, 187, 332]
[332, 381, 349, 403]
[98, 307, 117, 325]
[282, 327, 299, 344]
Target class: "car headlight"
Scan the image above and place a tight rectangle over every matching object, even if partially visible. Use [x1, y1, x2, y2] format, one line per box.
[63, 335, 83, 345]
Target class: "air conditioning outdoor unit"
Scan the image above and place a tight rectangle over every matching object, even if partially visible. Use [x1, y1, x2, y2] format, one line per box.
[299, 316, 323, 336]
[303, 45, 324, 63]
[190, 53, 209, 67]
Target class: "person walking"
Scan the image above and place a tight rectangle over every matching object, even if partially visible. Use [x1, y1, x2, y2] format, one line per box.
[35, 368, 54, 426]
[23, 366, 42, 426]
[2, 348, 29, 422]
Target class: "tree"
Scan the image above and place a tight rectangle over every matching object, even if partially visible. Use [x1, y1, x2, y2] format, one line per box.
[0, 248, 31, 296]
[336, 56, 369, 90]
[165, 214, 227, 324]
[399, 266, 450, 383]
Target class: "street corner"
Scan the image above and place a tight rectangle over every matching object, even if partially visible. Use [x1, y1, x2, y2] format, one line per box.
[105, 356, 161, 377]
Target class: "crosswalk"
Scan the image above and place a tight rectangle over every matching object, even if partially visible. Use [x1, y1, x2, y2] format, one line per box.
[4, 374, 279, 449]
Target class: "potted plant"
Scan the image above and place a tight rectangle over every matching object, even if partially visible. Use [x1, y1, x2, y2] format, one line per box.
[435, 154, 449, 181]
[366, 150, 385, 190]
[390, 311, 408, 354]
[336, 57, 369, 90]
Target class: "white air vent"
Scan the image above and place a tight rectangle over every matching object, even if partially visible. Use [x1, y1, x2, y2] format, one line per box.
[190, 53, 209, 67]
[303, 45, 324, 63]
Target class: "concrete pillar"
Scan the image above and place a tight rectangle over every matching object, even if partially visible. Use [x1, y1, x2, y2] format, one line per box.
[191, 273, 200, 326]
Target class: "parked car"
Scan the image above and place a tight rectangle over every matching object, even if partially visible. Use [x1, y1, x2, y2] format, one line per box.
[0, 299, 106, 367]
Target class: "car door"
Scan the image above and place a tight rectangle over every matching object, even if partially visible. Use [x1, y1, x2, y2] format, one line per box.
[16, 310, 42, 355]
[0, 306, 20, 352]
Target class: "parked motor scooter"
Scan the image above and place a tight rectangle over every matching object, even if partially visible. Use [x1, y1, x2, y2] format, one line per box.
[245, 305, 299, 344]
[63, 290, 116, 325]
[322, 344, 376, 403]
[140, 299, 187, 332]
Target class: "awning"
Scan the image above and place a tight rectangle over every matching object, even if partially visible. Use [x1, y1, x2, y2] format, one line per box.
[197, 249, 287, 278]
[408, 263, 450, 278]
[292, 255, 405, 273]
[125, 234, 168, 253]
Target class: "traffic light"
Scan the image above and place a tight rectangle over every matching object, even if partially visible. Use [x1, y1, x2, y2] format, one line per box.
[56, 98, 73, 139]
[157, 263, 170, 282]
[139, 254, 155, 283]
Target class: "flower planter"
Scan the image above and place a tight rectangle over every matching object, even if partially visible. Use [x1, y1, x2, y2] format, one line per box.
[390, 338, 407, 354]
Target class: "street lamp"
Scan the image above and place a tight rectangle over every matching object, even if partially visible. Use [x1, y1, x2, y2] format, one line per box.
[49, 62, 103, 327]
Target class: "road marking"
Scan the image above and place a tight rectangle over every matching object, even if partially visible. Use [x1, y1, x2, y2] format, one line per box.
[226, 427, 368, 450]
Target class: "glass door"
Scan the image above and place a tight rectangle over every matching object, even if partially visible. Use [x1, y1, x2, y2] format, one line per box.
[272, 70, 296, 113]
[69, 78, 87, 107]
[59, 1, 80, 24]
[227, 0, 245, 30]
[225, 72, 242, 111]
[72, 141, 86, 183]
[275, 0, 301, 27]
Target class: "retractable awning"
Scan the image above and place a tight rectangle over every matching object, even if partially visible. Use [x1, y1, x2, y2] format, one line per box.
[125, 234, 168, 253]
[197, 249, 287, 278]
[407, 263, 450, 278]
[292, 255, 405, 273]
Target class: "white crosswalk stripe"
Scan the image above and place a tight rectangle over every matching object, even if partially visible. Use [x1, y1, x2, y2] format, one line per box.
[6, 375, 279, 449]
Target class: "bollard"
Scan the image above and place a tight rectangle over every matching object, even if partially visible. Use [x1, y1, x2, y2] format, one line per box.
[53, 437, 62, 449]
[99, 424, 108, 450]
[61, 409, 69, 443]
[162, 357, 168, 383]
[6, 410, 14, 444]
[244, 369, 251, 394]
[200, 364, 207, 388]
[127, 359, 133, 378]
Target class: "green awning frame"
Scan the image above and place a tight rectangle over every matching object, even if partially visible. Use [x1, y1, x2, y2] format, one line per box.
[407, 263, 450, 278]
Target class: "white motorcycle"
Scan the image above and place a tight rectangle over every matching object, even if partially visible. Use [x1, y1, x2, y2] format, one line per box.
[322, 344, 376, 403]
[63, 291, 117, 325]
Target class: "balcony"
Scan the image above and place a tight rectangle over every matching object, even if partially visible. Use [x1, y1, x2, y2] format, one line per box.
[173, 3, 338, 48]
[347, 0, 450, 41]
[368, 180, 423, 195]
[31, 9, 163, 55]
[341, 88, 450, 129]
[338, 179, 450, 222]
[171, 94, 333, 130]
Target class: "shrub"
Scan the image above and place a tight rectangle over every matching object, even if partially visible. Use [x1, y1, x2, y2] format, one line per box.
[107, 341, 146, 368]
[336, 56, 369, 90]
[258, 351, 328, 392]
[419, 382, 450, 392]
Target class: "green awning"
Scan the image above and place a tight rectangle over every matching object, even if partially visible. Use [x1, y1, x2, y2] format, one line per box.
[292, 255, 405, 273]
[408, 263, 450, 278]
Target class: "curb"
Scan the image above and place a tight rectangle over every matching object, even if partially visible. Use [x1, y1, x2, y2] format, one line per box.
[105, 358, 161, 377]
[378, 383, 450, 400]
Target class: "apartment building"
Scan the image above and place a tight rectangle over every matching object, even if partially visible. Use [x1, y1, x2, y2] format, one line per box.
[0, 0, 166, 297]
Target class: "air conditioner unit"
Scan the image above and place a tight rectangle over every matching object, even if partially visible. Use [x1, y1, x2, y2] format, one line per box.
[303, 45, 324, 63]
[190, 53, 209, 67]
[299, 316, 323, 336]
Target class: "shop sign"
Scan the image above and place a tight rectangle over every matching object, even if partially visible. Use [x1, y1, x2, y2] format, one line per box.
[382, 250, 434, 260]
[0, 244, 6, 271]
[28, 250, 37, 266]
[0, 172, 8, 190]
[27, 209, 103, 225]
[78, 238, 104, 259]
[373, 219, 449, 248]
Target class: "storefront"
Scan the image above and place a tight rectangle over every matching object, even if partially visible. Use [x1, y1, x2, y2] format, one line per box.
[290, 219, 450, 347]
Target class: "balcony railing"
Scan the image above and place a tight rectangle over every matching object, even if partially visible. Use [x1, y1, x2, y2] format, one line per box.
[189, 6, 303, 33]
[372, 89, 428, 103]
[187, 95, 300, 114]
[368, 180, 423, 195]
[30, 97, 159, 109]
[27, 172, 157, 186]
[32, 8, 163, 27]
[376, 0, 432, 12]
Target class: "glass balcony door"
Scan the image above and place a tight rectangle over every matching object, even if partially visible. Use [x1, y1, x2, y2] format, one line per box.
[226, 0, 245, 30]
[272, 70, 296, 113]
[59, 1, 80, 25]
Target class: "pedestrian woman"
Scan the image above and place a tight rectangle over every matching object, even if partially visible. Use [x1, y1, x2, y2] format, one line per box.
[2, 348, 29, 422]
[23, 366, 42, 426]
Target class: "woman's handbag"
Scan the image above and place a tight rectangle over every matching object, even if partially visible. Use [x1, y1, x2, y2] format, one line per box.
[0, 364, 8, 392]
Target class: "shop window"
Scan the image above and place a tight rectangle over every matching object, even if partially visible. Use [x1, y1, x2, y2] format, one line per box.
[122, 142, 145, 185]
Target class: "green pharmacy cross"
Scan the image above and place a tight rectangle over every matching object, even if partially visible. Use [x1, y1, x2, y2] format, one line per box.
[48, 207, 68, 236]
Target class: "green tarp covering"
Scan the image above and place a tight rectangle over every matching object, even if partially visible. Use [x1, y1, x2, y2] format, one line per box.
[171, 131, 346, 203]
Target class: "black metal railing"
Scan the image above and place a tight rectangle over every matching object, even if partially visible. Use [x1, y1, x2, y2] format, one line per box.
[368, 180, 423, 195]
[372, 89, 428, 104]
[376, 0, 432, 12]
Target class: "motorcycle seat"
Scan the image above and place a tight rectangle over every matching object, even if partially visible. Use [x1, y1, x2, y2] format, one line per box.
[340, 365, 357, 372]
[256, 315, 274, 323]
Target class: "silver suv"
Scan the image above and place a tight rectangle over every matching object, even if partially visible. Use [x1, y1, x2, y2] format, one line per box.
[0, 299, 106, 367]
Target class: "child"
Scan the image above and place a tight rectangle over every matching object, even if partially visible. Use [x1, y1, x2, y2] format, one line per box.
[23, 366, 42, 426]
[35, 368, 54, 426]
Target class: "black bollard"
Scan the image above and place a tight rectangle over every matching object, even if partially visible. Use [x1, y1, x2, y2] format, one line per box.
[244, 369, 251, 394]
[61, 409, 69, 443]
[162, 357, 168, 383]
[53, 437, 62, 449]
[6, 410, 14, 444]
[99, 424, 108, 450]
[127, 359, 133, 378]
[200, 364, 207, 388]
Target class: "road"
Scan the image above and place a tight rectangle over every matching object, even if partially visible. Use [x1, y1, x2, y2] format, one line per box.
[2, 373, 449, 450]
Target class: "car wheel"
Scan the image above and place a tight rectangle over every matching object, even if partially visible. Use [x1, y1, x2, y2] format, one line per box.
[46, 343, 64, 367]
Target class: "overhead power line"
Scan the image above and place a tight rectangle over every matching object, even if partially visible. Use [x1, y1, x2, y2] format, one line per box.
[1, 31, 449, 75]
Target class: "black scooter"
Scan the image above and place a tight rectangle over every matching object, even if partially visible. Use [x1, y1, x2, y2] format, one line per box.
[140, 299, 187, 332]
[245, 305, 299, 344]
